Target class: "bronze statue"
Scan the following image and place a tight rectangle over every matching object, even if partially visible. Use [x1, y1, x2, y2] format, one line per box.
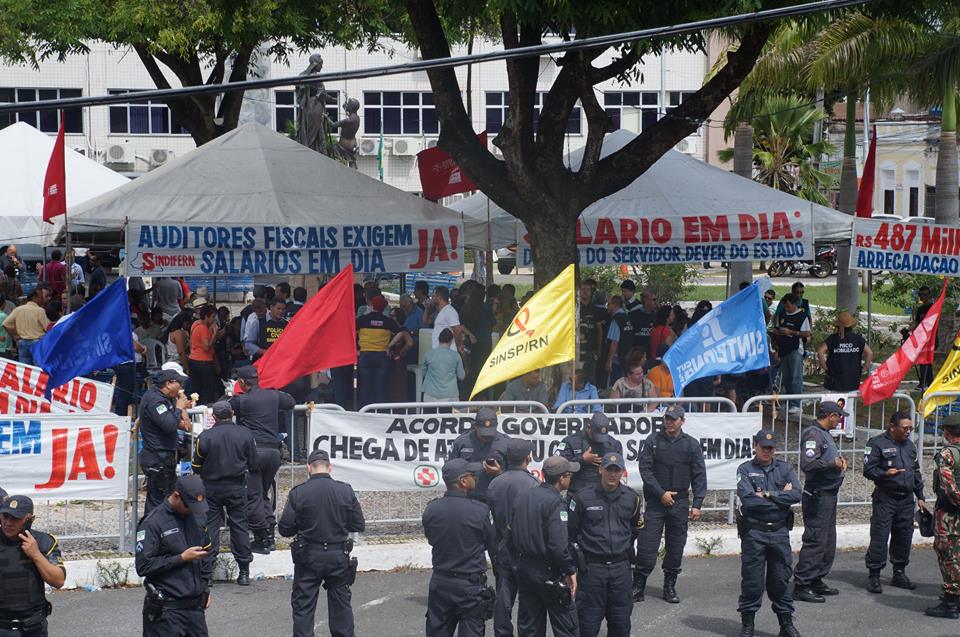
[327, 98, 360, 168]
[295, 54, 335, 155]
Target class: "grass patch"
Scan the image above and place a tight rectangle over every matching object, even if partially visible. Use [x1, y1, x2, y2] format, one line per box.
[683, 284, 906, 316]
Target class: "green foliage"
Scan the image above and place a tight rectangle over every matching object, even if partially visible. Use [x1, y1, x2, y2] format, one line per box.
[95, 559, 131, 588]
[579, 266, 623, 297]
[694, 535, 724, 556]
[632, 264, 700, 305]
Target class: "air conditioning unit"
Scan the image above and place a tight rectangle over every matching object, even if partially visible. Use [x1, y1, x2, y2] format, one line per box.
[392, 138, 418, 156]
[359, 138, 379, 156]
[106, 141, 134, 165]
[149, 148, 175, 169]
[674, 139, 690, 153]
[425, 138, 440, 149]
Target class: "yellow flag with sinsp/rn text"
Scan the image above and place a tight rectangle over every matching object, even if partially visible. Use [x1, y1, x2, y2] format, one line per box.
[469, 263, 576, 398]
[922, 327, 960, 417]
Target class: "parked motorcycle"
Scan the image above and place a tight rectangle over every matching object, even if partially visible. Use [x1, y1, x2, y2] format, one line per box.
[767, 245, 836, 279]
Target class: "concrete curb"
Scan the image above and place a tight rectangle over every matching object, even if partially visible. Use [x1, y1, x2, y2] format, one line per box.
[59, 523, 934, 590]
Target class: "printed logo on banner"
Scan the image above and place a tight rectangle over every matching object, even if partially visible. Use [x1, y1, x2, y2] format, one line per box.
[413, 465, 440, 488]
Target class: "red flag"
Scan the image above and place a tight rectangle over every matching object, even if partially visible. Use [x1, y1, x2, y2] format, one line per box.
[859, 279, 946, 405]
[253, 266, 357, 389]
[42, 112, 67, 224]
[416, 132, 486, 201]
[855, 125, 877, 218]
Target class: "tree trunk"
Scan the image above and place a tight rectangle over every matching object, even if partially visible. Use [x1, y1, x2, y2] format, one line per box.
[728, 123, 755, 295]
[935, 88, 959, 225]
[525, 209, 579, 289]
[835, 95, 860, 314]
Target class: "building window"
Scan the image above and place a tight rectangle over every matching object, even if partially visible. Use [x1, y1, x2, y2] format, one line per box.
[275, 89, 340, 134]
[484, 92, 582, 135]
[363, 91, 437, 135]
[883, 190, 895, 214]
[667, 91, 696, 112]
[0, 88, 83, 133]
[603, 91, 660, 132]
[107, 90, 191, 135]
[909, 187, 919, 217]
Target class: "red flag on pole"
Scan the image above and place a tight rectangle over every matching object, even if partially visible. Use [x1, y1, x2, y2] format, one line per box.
[859, 279, 946, 405]
[855, 125, 877, 218]
[253, 265, 358, 389]
[42, 112, 67, 224]
[416, 132, 487, 201]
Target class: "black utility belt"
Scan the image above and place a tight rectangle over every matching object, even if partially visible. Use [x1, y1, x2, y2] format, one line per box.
[876, 488, 911, 498]
[0, 609, 48, 631]
[433, 570, 486, 584]
[742, 518, 787, 532]
[802, 487, 839, 497]
[162, 595, 205, 610]
[583, 552, 630, 565]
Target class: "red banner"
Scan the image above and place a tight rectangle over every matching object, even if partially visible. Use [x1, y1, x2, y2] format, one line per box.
[416, 132, 486, 201]
[855, 126, 877, 219]
[43, 112, 67, 224]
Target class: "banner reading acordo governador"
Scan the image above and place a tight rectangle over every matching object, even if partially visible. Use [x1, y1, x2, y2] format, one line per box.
[308, 410, 759, 491]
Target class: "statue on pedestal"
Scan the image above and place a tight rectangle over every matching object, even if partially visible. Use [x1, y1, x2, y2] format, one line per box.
[327, 98, 360, 169]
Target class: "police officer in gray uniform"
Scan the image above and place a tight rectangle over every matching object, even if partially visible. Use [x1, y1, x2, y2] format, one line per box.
[794, 400, 848, 603]
[486, 439, 539, 637]
[422, 458, 498, 637]
[191, 401, 258, 586]
[736, 430, 802, 637]
[448, 408, 511, 502]
[863, 410, 926, 593]
[138, 369, 193, 515]
[557, 412, 623, 493]
[279, 450, 365, 637]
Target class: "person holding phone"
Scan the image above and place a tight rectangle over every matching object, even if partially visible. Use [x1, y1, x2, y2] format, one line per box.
[447, 408, 511, 503]
[0, 495, 66, 636]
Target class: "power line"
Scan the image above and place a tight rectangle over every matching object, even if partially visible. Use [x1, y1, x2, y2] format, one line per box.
[0, 0, 873, 115]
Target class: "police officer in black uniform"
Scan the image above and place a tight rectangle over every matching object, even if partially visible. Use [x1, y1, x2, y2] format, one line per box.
[511, 455, 580, 637]
[279, 450, 365, 637]
[0, 495, 65, 637]
[568, 452, 643, 637]
[423, 458, 498, 637]
[736, 430, 802, 637]
[557, 412, 623, 493]
[135, 475, 214, 637]
[230, 365, 296, 553]
[486, 439, 539, 637]
[191, 401, 258, 587]
[448, 407, 511, 502]
[794, 401, 847, 603]
[634, 404, 706, 603]
[139, 368, 193, 515]
[863, 410, 926, 593]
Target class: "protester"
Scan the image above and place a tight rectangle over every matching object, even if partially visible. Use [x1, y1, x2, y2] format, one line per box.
[87, 251, 107, 298]
[646, 355, 675, 398]
[152, 276, 184, 321]
[38, 250, 67, 294]
[500, 370, 549, 406]
[578, 282, 603, 378]
[189, 304, 222, 405]
[775, 282, 811, 323]
[287, 286, 307, 317]
[818, 311, 872, 392]
[773, 293, 812, 414]
[649, 305, 676, 356]
[0, 244, 21, 276]
[609, 349, 659, 405]
[912, 286, 935, 391]
[431, 286, 464, 351]
[631, 288, 657, 354]
[356, 295, 412, 407]
[0, 300, 12, 360]
[421, 328, 465, 403]
[2, 286, 50, 364]
[242, 298, 268, 360]
[604, 295, 632, 386]
[555, 369, 602, 413]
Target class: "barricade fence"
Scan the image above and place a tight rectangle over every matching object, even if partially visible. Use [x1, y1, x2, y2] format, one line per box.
[35, 391, 948, 554]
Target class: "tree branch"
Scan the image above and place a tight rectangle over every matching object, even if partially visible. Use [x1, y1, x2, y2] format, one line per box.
[591, 46, 645, 84]
[572, 53, 610, 192]
[217, 46, 254, 131]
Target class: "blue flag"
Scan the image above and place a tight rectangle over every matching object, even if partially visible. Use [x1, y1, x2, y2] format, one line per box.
[33, 278, 134, 398]
[663, 283, 770, 395]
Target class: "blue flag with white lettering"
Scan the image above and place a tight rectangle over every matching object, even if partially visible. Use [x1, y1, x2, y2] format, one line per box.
[663, 283, 770, 395]
[33, 278, 134, 399]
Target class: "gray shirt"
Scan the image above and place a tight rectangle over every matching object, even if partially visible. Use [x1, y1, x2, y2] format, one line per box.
[499, 378, 549, 407]
[421, 346, 464, 398]
[152, 277, 183, 320]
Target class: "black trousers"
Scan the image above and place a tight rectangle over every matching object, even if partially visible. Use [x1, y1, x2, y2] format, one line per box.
[577, 561, 632, 637]
[204, 481, 252, 564]
[247, 447, 281, 532]
[425, 573, 487, 637]
[738, 527, 794, 614]
[494, 543, 518, 637]
[291, 551, 354, 637]
[794, 490, 838, 585]
[141, 452, 177, 516]
[0, 619, 46, 637]
[865, 490, 915, 571]
[188, 359, 221, 406]
[142, 600, 207, 637]
[515, 561, 579, 637]
[636, 499, 689, 576]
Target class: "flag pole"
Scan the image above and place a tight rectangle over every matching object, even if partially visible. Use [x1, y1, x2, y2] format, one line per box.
[62, 110, 73, 315]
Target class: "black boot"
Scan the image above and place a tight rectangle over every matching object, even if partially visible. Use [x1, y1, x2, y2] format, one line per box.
[811, 578, 838, 596]
[250, 530, 271, 555]
[662, 572, 680, 603]
[925, 593, 960, 619]
[866, 569, 882, 594]
[890, 568, 916, 590]
[632, 571, 646, 602]
[267, 525, 277, 552]
[792, 583, 824, 603]
[777, 612, 802, 637]
[738, 612, 755, 637]
[236, 562, 250, 586]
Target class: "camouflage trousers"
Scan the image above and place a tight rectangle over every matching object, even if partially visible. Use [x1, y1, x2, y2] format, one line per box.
[934, 534, 960, 595]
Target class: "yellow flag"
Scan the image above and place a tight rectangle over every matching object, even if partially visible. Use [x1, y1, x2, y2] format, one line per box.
[470, 263, 576, 398]
[923, 328, 960, 417]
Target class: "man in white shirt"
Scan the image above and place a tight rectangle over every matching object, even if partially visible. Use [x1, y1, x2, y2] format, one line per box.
[431, 285, 462, 350]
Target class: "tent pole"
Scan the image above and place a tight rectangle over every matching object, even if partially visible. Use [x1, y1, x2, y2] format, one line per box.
[866, 271, 873, 347]
[64, 212, 72, 314]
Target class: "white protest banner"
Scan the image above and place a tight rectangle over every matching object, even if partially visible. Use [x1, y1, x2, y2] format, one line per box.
[518, 211, 813, 267]
[125, 221, 464, 276]
[851, 218, 960, 275]
[821, 393, 856, 438]
[0, 359, 114, 414]
[308, 410, 760, 491]
[0, 413, 130, 501]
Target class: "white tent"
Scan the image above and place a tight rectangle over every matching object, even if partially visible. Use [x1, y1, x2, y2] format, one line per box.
[455, 130, 854, 253]
[0, 122, 128, 258]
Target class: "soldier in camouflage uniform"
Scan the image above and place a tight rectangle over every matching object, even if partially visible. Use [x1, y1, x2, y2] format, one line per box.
[926, 416, 960, 619]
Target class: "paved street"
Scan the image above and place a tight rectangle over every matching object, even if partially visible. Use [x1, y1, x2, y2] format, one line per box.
[49, 547, 956, 636]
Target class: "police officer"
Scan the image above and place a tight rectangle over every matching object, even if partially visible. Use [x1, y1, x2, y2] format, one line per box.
[230, 365, 296, 553]
[736, 430, 801, 637]
[634, 404, 706, 603]
[0, 495, 65, 637]
[793, 401, 847, 603]
[925, 416, 960, 619]
[568, 452, 643, 637]
[557, 412, 623, 493]
[422, 458, 498, 637]
[191, 401, 258, 587]
[486, 439, 539, 637]
[279, 450, 365, 637]
[448, 407, 511, 502]
[863, 410, 926, 594]
[139, 368, 193, 515]
[135, 475, 214, 637]
[510, 455, 580, 637]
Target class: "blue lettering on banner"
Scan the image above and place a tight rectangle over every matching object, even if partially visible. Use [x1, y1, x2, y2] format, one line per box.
[532, 242, 806, 266]
[0, 420, 42, 455]
[855, 250, 960, 275]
